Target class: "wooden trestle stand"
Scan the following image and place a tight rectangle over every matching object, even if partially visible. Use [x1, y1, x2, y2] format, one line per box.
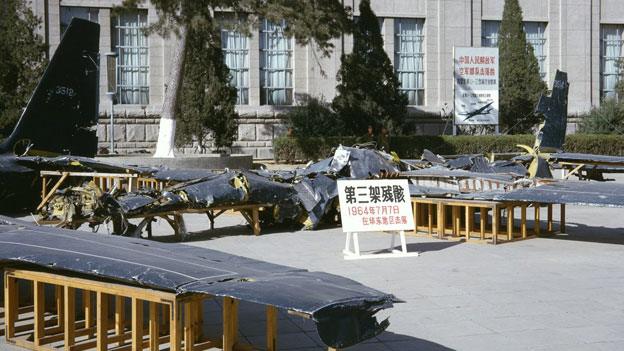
[411, 198, 566, 244]
[2, 269, 287, 351]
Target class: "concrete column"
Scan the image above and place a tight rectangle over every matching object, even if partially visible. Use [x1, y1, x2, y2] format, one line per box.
[472, 0, 483, 47]
[293, 41, 308, 104]
[47, 0, 61, 56]
[98, 9, 111, 115]
[590, 0, 600, 108]
[248, 23, 261, 107]
[384, 18, 395, 67]
[148, 7, 164, 110]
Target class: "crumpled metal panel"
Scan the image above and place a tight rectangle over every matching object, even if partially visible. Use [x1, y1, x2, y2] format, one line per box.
[17, 155, 149, 174]
[549, 153, 624, 165]
[421, 149, 445, 165]
[535, 70, 569, 151]
[342, 147, 400, 178]
[401, 167, 518, 182]
[293, 174, 338, 228]
[174, 172, 247, 208]
[0, 217, 396, 348]
[408, 184, 459, 197]
[460, 181, 624, 207]
[447, 156, 473, 170]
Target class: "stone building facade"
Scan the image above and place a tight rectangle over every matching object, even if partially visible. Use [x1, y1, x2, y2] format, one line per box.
[27, 0, 624, 158]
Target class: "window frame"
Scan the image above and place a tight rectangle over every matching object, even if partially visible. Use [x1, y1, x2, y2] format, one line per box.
[220, 20, 250, 105]
[111, 10, 150, 105]
[259, 19, 294, 106]
[394, 18, 426, 106]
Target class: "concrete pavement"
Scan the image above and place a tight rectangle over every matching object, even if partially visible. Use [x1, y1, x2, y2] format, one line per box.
[3, 201, 624, 350]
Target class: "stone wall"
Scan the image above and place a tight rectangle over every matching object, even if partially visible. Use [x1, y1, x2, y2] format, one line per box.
[96, 112, 450, 158]
[96, 114, 288, 158]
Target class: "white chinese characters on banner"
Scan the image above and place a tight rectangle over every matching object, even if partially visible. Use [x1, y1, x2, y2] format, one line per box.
[337, 179, 414, 233]
[454, 47, 500, 125]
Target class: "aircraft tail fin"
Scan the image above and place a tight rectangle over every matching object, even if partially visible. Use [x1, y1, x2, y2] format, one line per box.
[534, 70, 569, 152]
[0, 18, 100, 157]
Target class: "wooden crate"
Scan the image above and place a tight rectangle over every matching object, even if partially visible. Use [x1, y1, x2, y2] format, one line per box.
[2, 269, 283, 351]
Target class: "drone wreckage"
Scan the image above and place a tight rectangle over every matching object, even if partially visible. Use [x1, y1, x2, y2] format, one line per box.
[35, 71, 624, 237]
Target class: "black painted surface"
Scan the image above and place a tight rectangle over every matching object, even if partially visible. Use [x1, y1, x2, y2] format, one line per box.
[0, 216, 396, 347]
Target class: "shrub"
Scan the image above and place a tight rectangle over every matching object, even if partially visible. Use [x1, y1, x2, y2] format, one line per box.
[285, 96, 343, 137]
[332, 0, 407, 135]
[578, 99, 624, 134]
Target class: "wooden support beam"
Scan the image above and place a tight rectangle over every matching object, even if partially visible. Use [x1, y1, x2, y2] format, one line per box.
[560, 204, 566, 233]
[97, 292, 109, 351]
[507, 206, 514, 241]
[64, 286, 76, 350]
[170, 302, 181, 351]
[84, 290, 94, 338]
[427, 204, 434, 235]
[534, 204, 541, 236]
[132, 297, 144, 351]
[41, 176, 47, 200]
[252, 208, 261, 236]
[547, 204, 553, 232]
[161, 304, 169, 337]
[149, 302, 159, 351]
[266, 306, 277, 351]
[195, 301, 203, 342]
[465, 207, 473, 240]
[436, 203, 445, 239]
[34, 281, 45, 346]
[116, 296, 125, 347]
[413, 202, 419, 230]
[492, 205, 498, 245]
[452, 206, 460, 236]
[37, 172, 69, 210]
[521, 205, 527, 239]
[56, 285, 64, 328]
[4, 275, 17, 339]
[184, 302, 194, 351]
[479, 207, 486, 240]
[223, 297, 239, 351]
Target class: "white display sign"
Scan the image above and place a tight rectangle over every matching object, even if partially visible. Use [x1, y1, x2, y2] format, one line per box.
[337, 179, 414, 233]
[454, 47, 499, 125]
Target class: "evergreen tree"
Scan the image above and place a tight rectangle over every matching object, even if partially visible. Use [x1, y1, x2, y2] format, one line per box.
[176, 18, 238, 152]
[498, 0, 547, 133]
[0, 0, 47, 137]
[332, 0, 407, 135]
[123, 0, 353, 156]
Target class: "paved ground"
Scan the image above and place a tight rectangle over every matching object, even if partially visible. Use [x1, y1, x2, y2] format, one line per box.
[3, 181, 624, 350]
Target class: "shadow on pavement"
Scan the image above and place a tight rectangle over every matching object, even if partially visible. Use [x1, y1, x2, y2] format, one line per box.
[150, 223, 302, 243]
[365, 331, 456, 351]
[404, 240, 463, 252]
[542, 222, 624, 245]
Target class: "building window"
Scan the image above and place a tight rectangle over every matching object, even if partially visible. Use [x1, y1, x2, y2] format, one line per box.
[395, 18, 425, 106]
[60, 7, 98, 34]
[481, 21, 548, 80]
[112, 11, 149, 105]
[220, 19, 250, 105]
[601, 25, 624, 99]
[260, 19, 293, 105]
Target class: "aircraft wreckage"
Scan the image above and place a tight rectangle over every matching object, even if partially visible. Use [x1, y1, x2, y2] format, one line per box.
[0, 216, 397, 349]
[28, 70, 624, 239]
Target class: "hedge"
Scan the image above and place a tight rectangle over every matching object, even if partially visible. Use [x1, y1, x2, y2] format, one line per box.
[273, 134, 624, 163]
